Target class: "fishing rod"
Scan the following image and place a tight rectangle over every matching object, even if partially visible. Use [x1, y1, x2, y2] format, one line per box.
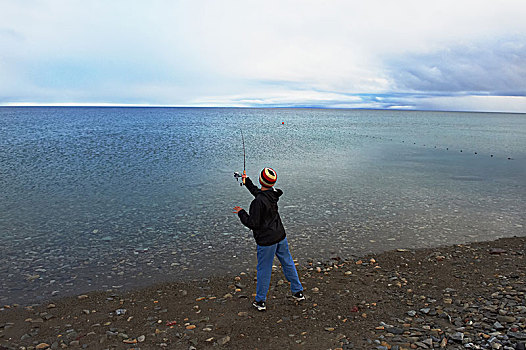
[233, 129, 246, 186]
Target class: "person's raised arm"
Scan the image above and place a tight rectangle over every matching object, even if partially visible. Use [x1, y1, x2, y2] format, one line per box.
[243, 176, 260, 197]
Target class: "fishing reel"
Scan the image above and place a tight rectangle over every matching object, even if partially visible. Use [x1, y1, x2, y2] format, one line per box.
[233, 172, 244, 186]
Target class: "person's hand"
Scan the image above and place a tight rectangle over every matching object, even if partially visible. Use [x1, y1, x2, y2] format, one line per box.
[233, 206, 243, 214]
[242, 174, 247, 180]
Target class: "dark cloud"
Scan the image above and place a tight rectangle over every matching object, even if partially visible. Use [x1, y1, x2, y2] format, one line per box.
[386, 38, 526, 96]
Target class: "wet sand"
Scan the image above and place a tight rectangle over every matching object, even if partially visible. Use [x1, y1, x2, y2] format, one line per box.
[1, 236, 525, 350]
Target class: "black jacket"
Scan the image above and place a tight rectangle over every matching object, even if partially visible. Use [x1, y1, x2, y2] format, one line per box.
[237, 177, 286, 246]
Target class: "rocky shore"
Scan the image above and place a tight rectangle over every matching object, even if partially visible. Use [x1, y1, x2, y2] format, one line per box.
[1, 236, 525, 350]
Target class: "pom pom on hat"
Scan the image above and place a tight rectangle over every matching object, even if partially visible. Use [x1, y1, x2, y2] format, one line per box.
[259, 167, 277, 188]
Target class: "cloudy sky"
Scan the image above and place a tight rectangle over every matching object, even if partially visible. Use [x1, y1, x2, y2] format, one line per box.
[1, 1, 526, 112]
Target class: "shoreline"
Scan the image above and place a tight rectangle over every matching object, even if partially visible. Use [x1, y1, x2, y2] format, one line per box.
[3, 230, 523, 308]
[1, 235, 526, 349]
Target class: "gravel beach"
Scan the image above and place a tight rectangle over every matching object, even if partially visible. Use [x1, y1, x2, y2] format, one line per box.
[1, 236, 525, 350]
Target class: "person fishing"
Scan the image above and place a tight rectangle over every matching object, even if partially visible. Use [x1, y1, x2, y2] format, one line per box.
[233, 167, 305, 311]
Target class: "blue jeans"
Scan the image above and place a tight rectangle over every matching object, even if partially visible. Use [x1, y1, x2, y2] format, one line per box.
[256, 237, 303, 302]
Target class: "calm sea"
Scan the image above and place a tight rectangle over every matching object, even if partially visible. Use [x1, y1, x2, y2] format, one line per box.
[1, 107, 525, 304]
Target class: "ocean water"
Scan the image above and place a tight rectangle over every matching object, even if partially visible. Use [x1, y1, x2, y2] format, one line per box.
[1, 107, 525, 304]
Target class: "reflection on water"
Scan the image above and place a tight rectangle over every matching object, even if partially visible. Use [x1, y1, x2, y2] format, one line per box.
[0, 107, 525, 304]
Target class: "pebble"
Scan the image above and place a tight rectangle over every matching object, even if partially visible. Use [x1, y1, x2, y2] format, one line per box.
[497, 315, 516, 323]
[509, 332, 526, 340]
[387, 327, 404, 335]
[217, 335, 231, 345]
[450, 332, 465, 342]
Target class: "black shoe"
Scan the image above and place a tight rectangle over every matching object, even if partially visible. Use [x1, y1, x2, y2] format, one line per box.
[293, 291, 305, 302]
[252, 300, 266, 311]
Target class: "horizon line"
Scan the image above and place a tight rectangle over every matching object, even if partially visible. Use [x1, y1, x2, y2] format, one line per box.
[1, 102, 526, 114]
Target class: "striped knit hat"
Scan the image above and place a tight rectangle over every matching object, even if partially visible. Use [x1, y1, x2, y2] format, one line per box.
[259, 167, 277, 188]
